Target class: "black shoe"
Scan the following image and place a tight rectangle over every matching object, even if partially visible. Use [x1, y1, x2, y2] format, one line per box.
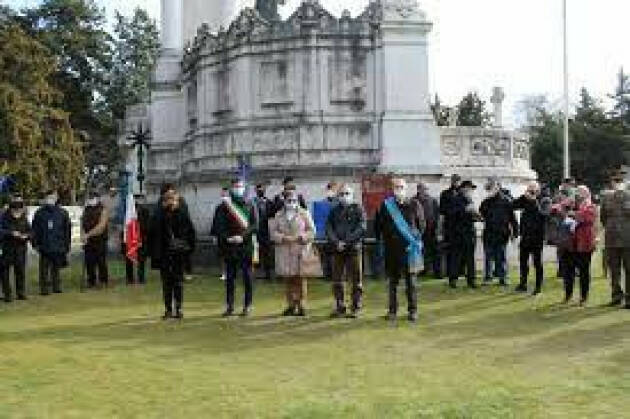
[240, 306, 252, 317]
[296, 307, 307, 317]
[624, 304, 630, 310]
[174, 310, 184, 319]
[4, 298, 12, 303]
[222, 308, 234, 317]
[17, 295, 27, 301]
[385, 312, 397, 321]
[608, 300, 623, 307]
[162, 311, 173, 320]
[468, 283, 478, 289]
[531, 289, 542, 296]
[448, 281, 457, 289]
[498, 280, 507, 287]
[53, 290, 62, 294]
[408, 312, 418, 322]
[282, 307, 295, 316]
[347, 310, 360, 319]
[515, 284, 527, 293]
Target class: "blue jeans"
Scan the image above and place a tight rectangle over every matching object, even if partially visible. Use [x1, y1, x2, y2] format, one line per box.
[484, 243, 507, 282]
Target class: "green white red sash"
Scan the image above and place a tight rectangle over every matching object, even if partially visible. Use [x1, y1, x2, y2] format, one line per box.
[225, 199, 250, 230]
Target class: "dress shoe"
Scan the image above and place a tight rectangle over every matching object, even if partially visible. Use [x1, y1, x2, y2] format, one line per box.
[161, 311, 173, 320]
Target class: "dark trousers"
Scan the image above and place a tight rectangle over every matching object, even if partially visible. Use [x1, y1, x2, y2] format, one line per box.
[258, 240, 275, 280]
[519, 245, 544, 291]
[85, 246, 108, 287]
[562, 251, 592, 301]
[332, 251, 363, 310]
[318, 244, 334, 281]
[161, 257, 184, 313]
[39, 255, 61, 294]
[126, 256, 146, 284]
[448, 240, 476, 285]
[484, 242, 507, 282]
[388, 270, 418, 314]
[225, 257, 253, 310]
[423, 230, 441, 277]
[184, 253, 193, 275]
[2, 252, 26, 300]
[607, 247, 630, 303]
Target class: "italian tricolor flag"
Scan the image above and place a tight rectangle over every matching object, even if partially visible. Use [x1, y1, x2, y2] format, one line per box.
[124, 193, 141, 263]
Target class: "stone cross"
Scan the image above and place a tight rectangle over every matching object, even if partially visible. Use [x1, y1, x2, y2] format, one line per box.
[491, 86, 505, 127]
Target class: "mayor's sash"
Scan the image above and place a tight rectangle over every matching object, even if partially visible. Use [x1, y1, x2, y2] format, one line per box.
[225, 199, 250, 231]
[384, 197, 423, 270]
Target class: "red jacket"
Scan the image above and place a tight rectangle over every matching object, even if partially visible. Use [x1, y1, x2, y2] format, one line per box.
[573, 203, 597, 253]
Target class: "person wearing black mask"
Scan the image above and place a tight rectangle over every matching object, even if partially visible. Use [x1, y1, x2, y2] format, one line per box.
[440, 174, 463, 277]
[254, 183, 275, 281]
[0, 196, 31, 301]
[213, 178, 259, 317]
[149, 184, 196, 319]
[32, 190, 71, 295]
[81, 192, 109, 288]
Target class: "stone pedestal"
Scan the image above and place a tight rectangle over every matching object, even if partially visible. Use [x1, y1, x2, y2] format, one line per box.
[378, 0, 441, 174]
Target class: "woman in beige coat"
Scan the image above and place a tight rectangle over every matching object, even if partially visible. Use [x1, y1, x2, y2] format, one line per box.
[271, 188, 316, 316]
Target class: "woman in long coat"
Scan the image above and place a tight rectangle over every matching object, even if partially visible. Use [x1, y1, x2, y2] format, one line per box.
[271, 188, 315, 316]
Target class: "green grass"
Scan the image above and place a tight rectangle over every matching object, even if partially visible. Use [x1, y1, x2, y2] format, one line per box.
[0, 257, 629, 419]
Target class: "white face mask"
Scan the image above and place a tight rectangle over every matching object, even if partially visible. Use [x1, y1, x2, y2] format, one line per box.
[615, 182, 626, 191]
[394, 189, 407, 201]
[45, 196, 57, 206]
[463, 189, 474, 199]
[285, 201, 298, 212]
[232, 187, 245, 198]
[87, 198, 99, 206]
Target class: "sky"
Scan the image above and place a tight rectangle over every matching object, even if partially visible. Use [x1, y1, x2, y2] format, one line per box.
[4, 0, 630, 126]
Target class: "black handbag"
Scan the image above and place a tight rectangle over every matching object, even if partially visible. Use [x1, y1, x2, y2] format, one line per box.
[168, 229, 191, 255]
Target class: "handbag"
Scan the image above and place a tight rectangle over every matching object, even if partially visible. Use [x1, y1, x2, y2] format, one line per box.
[299, 243, 322, 278]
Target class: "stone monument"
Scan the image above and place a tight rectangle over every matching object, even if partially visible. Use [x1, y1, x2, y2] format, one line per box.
[119, 0, 536, 234]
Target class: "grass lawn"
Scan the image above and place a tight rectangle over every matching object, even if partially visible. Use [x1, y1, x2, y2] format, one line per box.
[0, 258, 629, 419]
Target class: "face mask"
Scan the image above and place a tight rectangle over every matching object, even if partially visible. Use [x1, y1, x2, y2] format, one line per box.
[285, 201, 298, 211]
[232, 187, 245, 198]
[45, 196, 57, 206]
[87, 198, 99, 206]
[257, 190, 265, 198]
[394, 189, 407, 201]
[463, 189, 474, 199]
[326, 190, 336, 199]
[615, 182, 626, 191]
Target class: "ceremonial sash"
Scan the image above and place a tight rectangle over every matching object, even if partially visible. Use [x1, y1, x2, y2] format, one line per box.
[225, 199, 250, 230]
[384, 197, 423, 268]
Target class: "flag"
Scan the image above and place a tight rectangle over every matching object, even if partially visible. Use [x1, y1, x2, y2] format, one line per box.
[124, 193, 141, 263]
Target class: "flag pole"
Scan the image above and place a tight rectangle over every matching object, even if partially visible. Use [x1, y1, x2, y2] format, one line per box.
[562, 0, 570, 180]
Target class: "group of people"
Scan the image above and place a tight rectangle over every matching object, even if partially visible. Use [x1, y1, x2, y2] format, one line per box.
[1, 168, 629, 321]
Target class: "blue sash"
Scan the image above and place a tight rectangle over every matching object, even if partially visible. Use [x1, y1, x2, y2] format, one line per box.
[384, 197, 423, 268]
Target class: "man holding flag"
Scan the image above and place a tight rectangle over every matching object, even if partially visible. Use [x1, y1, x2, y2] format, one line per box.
[375, 178, 425, 322]
[213, 178, 259, 317]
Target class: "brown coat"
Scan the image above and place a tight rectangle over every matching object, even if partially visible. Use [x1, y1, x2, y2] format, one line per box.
[271, 208, 316, 278]
[601, 188, 630, 249]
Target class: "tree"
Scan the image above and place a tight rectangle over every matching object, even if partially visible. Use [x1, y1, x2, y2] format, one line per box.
[610, 67, 630, 133]
[456, 92, 491, 127]
[106, 8, 160, 121]
[0, 23, 84, 199]
[430, 94, 454, 126]
[528, 88, 629, 192]
[24, 0, 115, 172]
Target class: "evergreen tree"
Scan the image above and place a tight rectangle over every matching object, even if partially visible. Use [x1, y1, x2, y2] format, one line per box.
[456, 92, 491, 127]
[0, 23, 84, 198]
[106, 8, 160, 121]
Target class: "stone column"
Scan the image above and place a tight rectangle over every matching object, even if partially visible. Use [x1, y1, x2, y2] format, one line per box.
[161, 0, 183, 52]
[491, 86, 505, 128]
[378, 0, 441, 174]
